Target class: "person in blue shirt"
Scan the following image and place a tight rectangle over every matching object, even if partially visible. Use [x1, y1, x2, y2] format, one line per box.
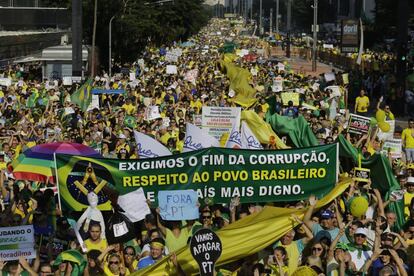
[283, 101, 298, 118]
[137, 237, 165, 270]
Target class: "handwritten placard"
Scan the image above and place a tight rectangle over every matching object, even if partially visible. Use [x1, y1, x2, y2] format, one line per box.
[158, 190, 199, 221]
[348, 114, 370, 135]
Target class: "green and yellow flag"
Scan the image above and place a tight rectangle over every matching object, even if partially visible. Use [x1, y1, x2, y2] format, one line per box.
[220, 61, 257, 108]
[71, 79, 93, 112]
[133, 179, 352, 275]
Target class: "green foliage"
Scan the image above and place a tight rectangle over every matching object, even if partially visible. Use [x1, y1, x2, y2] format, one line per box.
[81, 0, 210, 65]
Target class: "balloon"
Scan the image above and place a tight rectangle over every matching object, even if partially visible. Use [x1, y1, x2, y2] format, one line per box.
[350, 196, 369, 218]
[291, 266, 318, 276]
[378, 121, 391, 132]
[376, 109, 386, 122]
[369, 117, 377, 126]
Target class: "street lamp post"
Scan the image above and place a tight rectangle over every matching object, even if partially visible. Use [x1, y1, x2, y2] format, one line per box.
[312, 0, 318, 72]
[286, 0, 292, 58]
[275, 0, 279, 34]
[259, 0, 262, 35]
[108, 15, 116, 77]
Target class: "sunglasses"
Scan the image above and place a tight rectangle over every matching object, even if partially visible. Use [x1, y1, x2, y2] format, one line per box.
[109, 261, 119, 265]
[355, 234, 366, 238]
[202, 216, 211, 219]
[312, 247, 323, 251]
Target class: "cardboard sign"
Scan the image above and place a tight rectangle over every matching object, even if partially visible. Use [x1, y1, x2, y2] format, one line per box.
[190, 228, 222, 276]
[117, 188, 151, 222]
[144, 106, 161, 121]
[353, 167, 370, 183]
[0, 225, 35, 261]
[324, 72, 336, 82]
[281, 92, 300, 106]
[272, 76, 283, 92]
[158, 190, 199, 221]
[382, 138, 402, 159]
[166, 65, 177, 75]
[348, 114, 370, 134]
[202, 107, 241, 140]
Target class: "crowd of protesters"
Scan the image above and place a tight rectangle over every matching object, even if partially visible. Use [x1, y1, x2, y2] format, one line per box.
[0, 17, 413, 276]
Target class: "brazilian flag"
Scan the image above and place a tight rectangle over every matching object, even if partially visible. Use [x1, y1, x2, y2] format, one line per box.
[124, 115, 137, 128]
[53, 250, 87, 276]
[71, 79, 93, 112]
[26, 89, 39, 108]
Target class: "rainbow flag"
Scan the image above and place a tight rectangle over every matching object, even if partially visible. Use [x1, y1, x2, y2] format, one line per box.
[71, 79, 93, 112]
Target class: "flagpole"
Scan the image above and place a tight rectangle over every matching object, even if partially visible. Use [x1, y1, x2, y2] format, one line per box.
[54, 153, 63, 211]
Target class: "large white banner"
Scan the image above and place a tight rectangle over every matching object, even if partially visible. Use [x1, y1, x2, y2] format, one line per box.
[0, 225, 35, 261]
[183, 123, 220, 152]
[133, 131, 172, 158]
[241, 121, 263, 149]
[202, 107, 241, 140]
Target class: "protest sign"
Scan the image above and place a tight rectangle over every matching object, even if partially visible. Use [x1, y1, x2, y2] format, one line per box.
[324, 72, 336, 82]
[202, 107, 241, 140]
[91, 89, 125, 94]
[144, 106, 161, 121]
[165, 51, 179, 62]
[190, 228, 222, 276]
[56, 144, 339, 211]
[348, 114, 370, 134]
[272, 76, 283, 92]
[281, 92, 300, 106]
[117, 188, 151, 222]
[0, 225, 35, 261]
[166, 65, 177, 74]
[62, 76, 72, 86]
[87, 95, 100, 111]
[185, 69, 199, 85]
[158, 190, 199, 221]
[382, 138, 402, 159]
[353, 167, 370, 183]
[0, 78, 12, 87]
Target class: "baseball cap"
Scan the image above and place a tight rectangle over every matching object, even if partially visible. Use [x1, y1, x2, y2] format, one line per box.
[118, 133, 126, 139]
[407, 177, 414, 184]
[320, 209, 334, 219]
[355, 228, 368, 236]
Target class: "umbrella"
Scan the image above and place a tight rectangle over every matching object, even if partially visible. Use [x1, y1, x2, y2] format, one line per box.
[9, 142, 101, 184]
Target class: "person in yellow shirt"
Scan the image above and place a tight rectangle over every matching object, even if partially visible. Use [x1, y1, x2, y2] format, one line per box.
[354, 90, 370, 116]
[121, 98, 136, 115]
[84, 223, 108, 253]
[402, 119, 414, 163]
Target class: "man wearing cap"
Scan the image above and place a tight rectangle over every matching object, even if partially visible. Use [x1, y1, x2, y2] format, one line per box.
[347, 228, 372, 271]
[404, 177, 414, 219]
[115, 133, 130, 155]
[137, 237, 165, 270]
[304, 197, 349, 244]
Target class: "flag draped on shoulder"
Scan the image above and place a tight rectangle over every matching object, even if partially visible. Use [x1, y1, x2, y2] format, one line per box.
[240, 121, 263, 149]
[70, 79, 93, 112]
[183, 123, 220, 152]
[133, 131, 172, 158]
